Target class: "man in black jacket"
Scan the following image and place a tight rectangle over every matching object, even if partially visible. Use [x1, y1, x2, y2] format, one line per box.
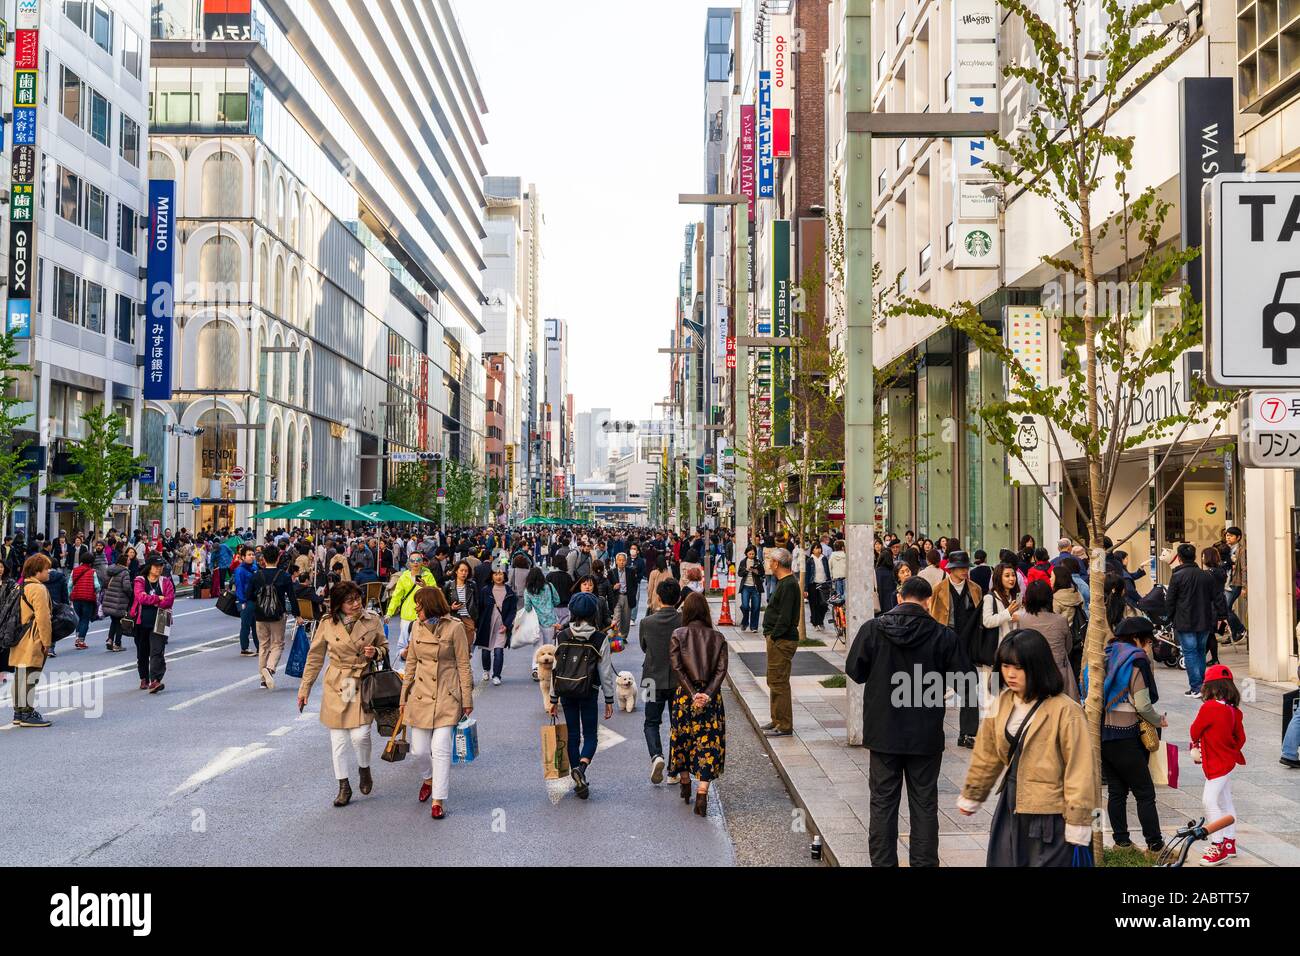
[845, 575, 970, 867]
[248, 545, 297, 691]
[1165, 542, 1227, 697]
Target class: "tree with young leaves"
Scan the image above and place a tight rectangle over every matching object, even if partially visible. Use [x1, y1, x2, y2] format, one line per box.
[894, 0, 1235, 859]
[385, 462, 435, 520]
[0, 330, 33, 535]
[51, 406, 147, 537]
[441, 458, 484, 527]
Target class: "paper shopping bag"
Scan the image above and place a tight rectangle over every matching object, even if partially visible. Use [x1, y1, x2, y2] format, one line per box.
[1148, 738, 1169, 787]
[541, 720, 569, 779]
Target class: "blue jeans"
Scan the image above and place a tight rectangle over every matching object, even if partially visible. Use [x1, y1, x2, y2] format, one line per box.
[561, 692, 600, 768]
[74, 600, 96, 640]
[834, 578, 846, 600]
[1283, 702, 1300, 760]
[1226, 586, 1245, 639]
[239, 601, 259, 652]
[480, 647, 503, 679]
[1177, 631, 1209, 692]
[739, 585, 761, 630]
[643, 690, 671, 759]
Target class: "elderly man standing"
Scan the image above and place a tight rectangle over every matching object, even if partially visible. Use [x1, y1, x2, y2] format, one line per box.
[760, 547, 802, 738]
[928, 551, 983, 748]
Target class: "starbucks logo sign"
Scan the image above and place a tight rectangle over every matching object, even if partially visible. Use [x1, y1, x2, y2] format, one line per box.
[964, 228, 993, 258]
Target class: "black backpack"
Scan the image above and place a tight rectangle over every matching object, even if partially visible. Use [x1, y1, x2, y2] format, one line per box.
[0, 582, 35, 650]
[1068, 606, 1087, 654]
[551, 628, 603, 698]
[252, 569, 286, 621]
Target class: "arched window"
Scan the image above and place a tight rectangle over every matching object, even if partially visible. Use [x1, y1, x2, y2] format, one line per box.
[289, 193, 300, 249]
[286, 422, 297, 505]
[273, 257, 285, 318]
[300, 425, 311, 498]
[148, 151, 176, 182]
[198, 235, 240, 301]
[287, 340, 298, 403]
[271, 333, 283, 399]
[142, 408, 167, 478]
[257, 327, 267, 395]
[302, 205, 314, 261]
[196, 320, 239, 390]
[256, 244, 269, 308]
[195, 408, 237, 492]
[269, 418, 282, 501]
[275, 179, 286, 236]
[301, 350, 311, 406]
[288, 266, 299, 326]
[201, 152, 242, 217]
[259, 163, 271, 220]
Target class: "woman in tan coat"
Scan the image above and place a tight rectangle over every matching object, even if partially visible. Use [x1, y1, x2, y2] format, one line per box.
[400, 587, 473, 819]
[297, 581, 388, 807]
[10, 554, 54, 728]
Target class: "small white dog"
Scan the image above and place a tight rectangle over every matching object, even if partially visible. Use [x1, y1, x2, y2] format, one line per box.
[615, 671, 638, 713]
[533, 644, 557, 712]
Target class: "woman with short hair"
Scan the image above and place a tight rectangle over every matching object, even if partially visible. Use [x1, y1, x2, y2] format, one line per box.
[400, 587, 473, 820]
[9, 554, 54, 727]
[297, 581, 388, 807]
[958, 628, 1096, 866]
[131, 555, 176, 694]
[1013, 579, 1078, 701]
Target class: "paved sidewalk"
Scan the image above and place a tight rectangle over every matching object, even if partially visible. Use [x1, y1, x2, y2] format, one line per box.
[711, 594, 1300, 867]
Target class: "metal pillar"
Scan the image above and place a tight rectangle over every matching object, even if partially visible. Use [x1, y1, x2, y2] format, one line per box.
[844, 0, 876, 746]
[689, 348, 699, 532]
[734, 209, 750, 553]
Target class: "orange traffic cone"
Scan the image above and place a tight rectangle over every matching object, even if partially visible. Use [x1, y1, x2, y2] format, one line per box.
[710, 564, 720, 591]
[717, 590, 734, 627]
[725, 564, 737, 601]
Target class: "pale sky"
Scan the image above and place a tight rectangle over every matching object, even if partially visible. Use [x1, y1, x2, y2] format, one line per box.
[456, 0, 724, 424]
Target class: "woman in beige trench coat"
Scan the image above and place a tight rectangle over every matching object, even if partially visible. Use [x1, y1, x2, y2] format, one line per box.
[10, 554, 54, 728]
[400, 586, 473, 819]
[297, 581, 388, 807]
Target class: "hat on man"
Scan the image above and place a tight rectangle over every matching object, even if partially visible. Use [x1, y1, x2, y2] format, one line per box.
[945, 550, 971, 569]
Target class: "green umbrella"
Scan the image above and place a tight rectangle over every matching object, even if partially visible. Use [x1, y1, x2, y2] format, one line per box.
[351, 500, 432, 524]
[252, 494, 375, 523]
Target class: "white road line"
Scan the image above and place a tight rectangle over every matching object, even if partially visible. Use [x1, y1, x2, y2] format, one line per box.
[267, 725, 294, 736]
[31, 632, 241, 698]
[168, 674, 263, 711]
[82, 604, 217, 637]
[170, 743, 273, 796]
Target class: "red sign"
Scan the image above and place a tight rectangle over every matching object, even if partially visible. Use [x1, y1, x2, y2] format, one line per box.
[726, 354, 737, 369]
[229, 465, 245, 482]
[740, 105, 756, 221]
[773, 108, 792, 159]
[14, 30, 39, 71]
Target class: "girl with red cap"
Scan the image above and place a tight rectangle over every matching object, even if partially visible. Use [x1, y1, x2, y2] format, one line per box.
[1190, 663, 1247, 865]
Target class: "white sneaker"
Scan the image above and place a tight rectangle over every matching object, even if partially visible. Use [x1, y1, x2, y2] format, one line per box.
[491, 676, 501, 686]
[666, 773, 680, 785]
[262, 667, 275, 690]
[481, 671, 491, 683]
[650, 755, 665, 784]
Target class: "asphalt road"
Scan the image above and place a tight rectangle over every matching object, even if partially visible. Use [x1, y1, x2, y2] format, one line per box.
[4, 586, 816, 867]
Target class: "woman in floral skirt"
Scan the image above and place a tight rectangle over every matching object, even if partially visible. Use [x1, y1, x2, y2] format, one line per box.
[668, 591, 728, 816]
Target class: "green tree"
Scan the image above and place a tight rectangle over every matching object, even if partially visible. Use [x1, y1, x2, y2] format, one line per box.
[0, 329, 33, 533]
[893, 0, 1234, 859]
[385, 461, 435, 519]
[51, 405, 146, 536]
[441, 458, 484, 526]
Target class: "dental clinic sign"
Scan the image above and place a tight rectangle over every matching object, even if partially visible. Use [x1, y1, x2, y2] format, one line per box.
[1207, 173, 1300, 387]
[145, 180, 177, 401]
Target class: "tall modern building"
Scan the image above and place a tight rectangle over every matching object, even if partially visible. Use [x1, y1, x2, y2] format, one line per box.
[9, 0, 152, 537]
[143, 0, 489, 529]
[544, 317, 568, 503]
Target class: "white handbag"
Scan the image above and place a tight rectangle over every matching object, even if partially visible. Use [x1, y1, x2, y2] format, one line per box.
[510, 607, 540, 648]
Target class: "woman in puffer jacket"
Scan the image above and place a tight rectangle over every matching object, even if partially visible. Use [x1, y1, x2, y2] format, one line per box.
[100, 552, 136, 652]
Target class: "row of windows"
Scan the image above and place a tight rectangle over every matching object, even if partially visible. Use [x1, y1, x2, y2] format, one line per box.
[48, 261, 137, 342]
[55, 164, 140, 255]
[60, 65, 142, 165]
[63, 0, 144, 78]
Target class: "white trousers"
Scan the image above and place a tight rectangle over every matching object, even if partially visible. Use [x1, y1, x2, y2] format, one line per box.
[409, 725, 454, 800]
[329, 726, 372, 780]
[1202, 770, 1237, 840]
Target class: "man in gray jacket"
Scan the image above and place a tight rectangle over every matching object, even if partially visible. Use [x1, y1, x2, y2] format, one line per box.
[638, 578, 683, 784]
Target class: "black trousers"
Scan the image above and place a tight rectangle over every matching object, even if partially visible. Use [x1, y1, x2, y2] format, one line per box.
[868, 750, 942, 867]
[1101, 735, 1163, 848]
[808, 584, 829, 627]
[135, 631, 167, 682]
[957, 670, 980, 737]
[643, 689, 672, 759]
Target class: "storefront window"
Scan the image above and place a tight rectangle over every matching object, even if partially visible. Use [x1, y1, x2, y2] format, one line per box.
[196, 408, 236, 490]
[149, 66, 250, 132]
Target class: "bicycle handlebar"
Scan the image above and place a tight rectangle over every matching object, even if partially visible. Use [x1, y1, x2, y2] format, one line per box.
[1202, 815, 1235, 836]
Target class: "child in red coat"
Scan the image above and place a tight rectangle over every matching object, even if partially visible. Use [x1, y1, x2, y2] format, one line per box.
[1189, 664, 1246, 865]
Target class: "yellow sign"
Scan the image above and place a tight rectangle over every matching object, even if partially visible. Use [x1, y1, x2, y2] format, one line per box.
[329, 422, 346, 439]
[505, 444, 515, 463]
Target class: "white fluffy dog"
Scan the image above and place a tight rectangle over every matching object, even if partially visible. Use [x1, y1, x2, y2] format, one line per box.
[615, 671, 638, 713]
[533, 644, 557, 712]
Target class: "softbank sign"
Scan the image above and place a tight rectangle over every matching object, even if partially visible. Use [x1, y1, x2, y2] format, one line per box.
[770, 13, 794, 157]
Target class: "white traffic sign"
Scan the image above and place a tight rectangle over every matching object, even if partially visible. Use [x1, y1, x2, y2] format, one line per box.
[1241, 430, 1300, 468]
[390, 452, 418, 463]
[1208, 173, 1300, 386]
[1248, 391, 1300, 431]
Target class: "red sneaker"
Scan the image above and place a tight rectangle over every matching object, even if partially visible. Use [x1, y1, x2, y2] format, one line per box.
[418, 780, 432, 803]
[1200, 841, 1233, 866]
[74, 640, 88, 650]
[139, 679, 149, 690]
[1222, 838, 1237, 858]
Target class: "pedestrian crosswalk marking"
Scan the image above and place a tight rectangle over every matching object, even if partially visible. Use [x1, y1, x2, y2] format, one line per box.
[169, 675, 263, 712]
[170, 743, 272, 796]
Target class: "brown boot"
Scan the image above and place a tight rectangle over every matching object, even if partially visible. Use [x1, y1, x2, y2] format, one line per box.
[358, 766, 373, 795]
[694, 788, 709, 817]
[333, 778, 352, 807]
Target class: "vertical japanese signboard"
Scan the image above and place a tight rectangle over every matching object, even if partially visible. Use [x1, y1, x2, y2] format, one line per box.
[740, 104, 756, 221]
[8, 0, 41, 339]
[952, 0, 1000, 269]
[758, 72, 774, 198]
[771, 219, 791, 446]
[770, 14, 794, 158]
[145, 180, 177, 400]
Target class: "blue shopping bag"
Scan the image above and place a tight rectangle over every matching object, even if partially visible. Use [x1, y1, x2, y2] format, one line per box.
[285, 624, 311, 679]
[452, 716, 479, 764]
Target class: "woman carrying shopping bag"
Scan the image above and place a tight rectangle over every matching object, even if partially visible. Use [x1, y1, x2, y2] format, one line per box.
[297, 581, 387, 807]
[399, 587, 473, 820]
[131, 555, 175, 694]
[523, 567, 559, 680]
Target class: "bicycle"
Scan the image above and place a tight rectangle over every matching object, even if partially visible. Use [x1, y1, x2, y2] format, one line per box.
[1153, 815, 1235, 867]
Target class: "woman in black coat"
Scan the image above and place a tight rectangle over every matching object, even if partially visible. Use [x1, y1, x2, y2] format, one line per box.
[474, 564, 517, 684]
[875, 550, 898, 613]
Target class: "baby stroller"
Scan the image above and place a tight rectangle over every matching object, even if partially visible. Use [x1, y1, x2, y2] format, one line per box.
[1137, 585, 1184, 670]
